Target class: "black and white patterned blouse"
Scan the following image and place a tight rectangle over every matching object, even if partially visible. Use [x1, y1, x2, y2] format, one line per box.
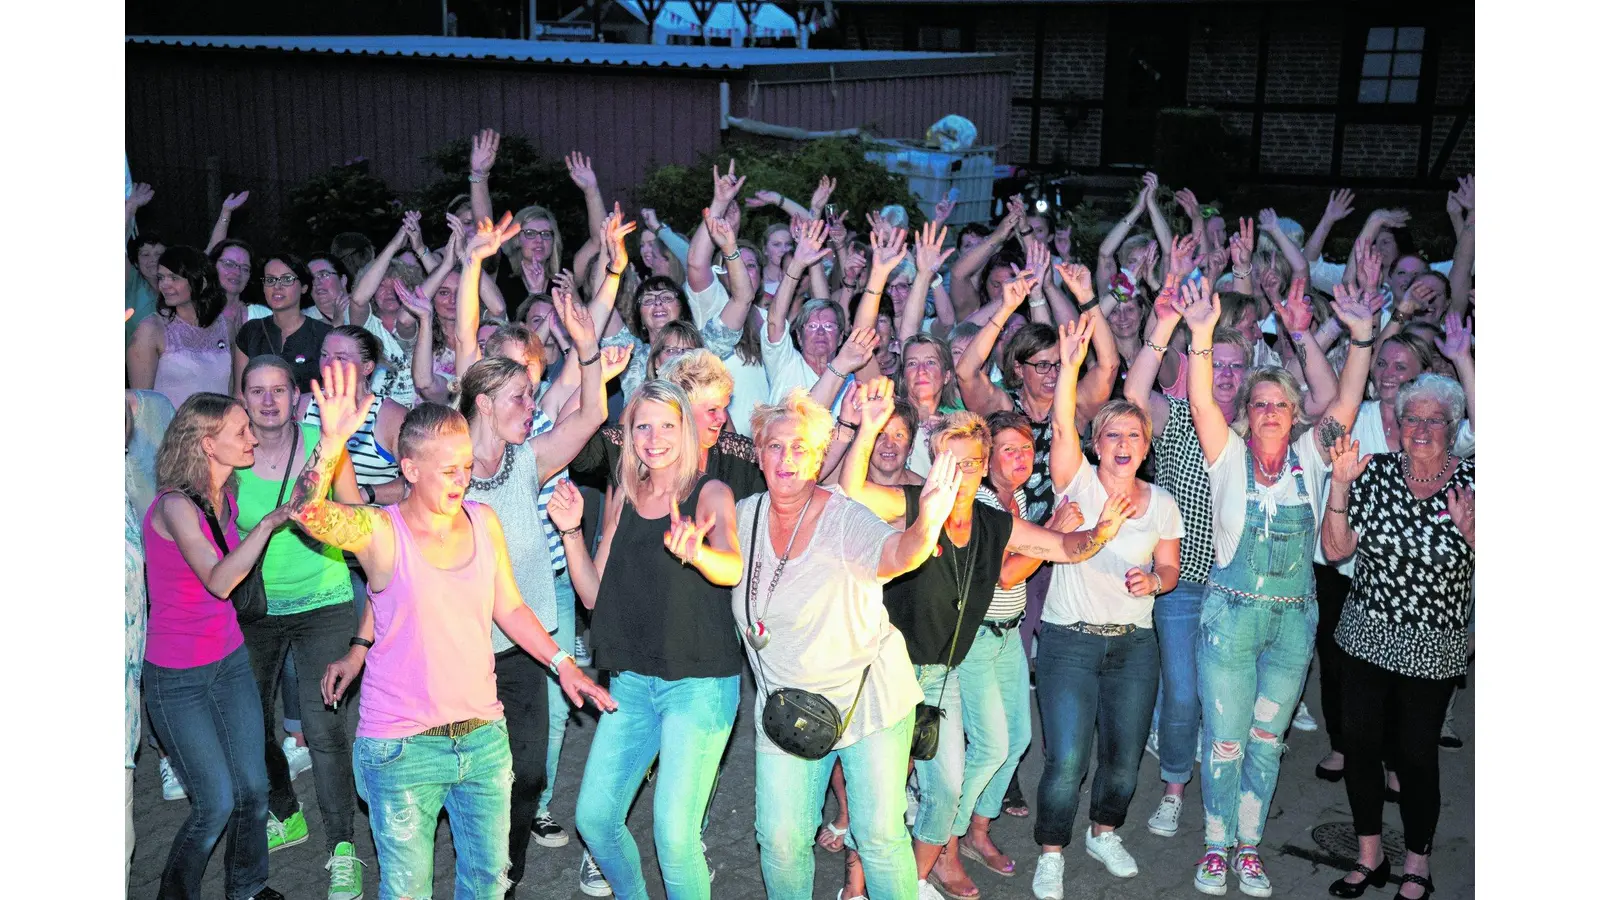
[1335, 454, 1475, 680]
[1007, 389, 1054, 525]
[1152, 398, 1215, 584]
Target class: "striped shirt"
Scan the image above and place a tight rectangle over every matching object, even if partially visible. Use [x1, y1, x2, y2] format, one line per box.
[303, 398, 399, 486]
[976, 485, 1028, 621]
[531, 385, 568, 573]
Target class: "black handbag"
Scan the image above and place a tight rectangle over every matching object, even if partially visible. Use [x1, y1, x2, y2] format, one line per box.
[190, 425, 299, 625]
[744, 496, 871, 761]
[910, 527, 979, 762]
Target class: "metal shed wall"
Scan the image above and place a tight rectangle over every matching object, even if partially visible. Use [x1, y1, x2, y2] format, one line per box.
[731, 70, 1013, 147]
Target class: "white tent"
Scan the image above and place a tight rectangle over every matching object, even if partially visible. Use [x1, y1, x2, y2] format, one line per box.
[615, 1, 810, 44]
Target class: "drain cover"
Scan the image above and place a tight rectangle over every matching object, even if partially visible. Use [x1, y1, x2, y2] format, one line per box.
[1310, 822, 1407, 866]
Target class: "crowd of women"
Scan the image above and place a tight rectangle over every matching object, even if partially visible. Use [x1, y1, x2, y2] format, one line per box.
[124, 129, 1475, 900]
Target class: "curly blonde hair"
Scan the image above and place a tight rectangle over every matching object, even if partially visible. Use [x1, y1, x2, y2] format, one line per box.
[156, 393, 244, 514]
[750, 389, 835, 482]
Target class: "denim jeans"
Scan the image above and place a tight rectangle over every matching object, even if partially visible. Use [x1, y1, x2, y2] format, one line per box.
[911, 663, 964, 846]
[1153, 579, 1207, 785]
[278, 649, 301, 735]
[354, 718, 514, 900]
[1033, 624, 1159, 847]
[497, 647, 551, 887]
[242, 601, 359, 851]
[1196, 589, 1318, 850]
[143, 645, 270, 900]
[574, 671, 739, 900]
[1020, 565, 1053, 660]
[952, 624, 1031, 833]
[755, 712, 918, 900]
[538, 572, 576, 815]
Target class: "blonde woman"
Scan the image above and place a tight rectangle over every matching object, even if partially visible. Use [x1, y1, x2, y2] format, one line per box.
[556, 380, 743, 900]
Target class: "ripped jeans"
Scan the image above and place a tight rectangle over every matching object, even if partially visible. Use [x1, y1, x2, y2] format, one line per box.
[1196, 589, 1317, 851]
[354, 719, 514, 900]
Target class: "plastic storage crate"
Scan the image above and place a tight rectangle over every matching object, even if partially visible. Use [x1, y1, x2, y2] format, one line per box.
[864, 139, 997, 229]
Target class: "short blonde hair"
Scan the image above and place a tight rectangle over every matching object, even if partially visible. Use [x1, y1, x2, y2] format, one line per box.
[927, 410, 992, 460]
[1090, 400, 1154, 446]
[616, 381, 701, 509]
[750, 388, 835, 482]
[659, 348, 734, 405]
[1234, 367, 1303, 437]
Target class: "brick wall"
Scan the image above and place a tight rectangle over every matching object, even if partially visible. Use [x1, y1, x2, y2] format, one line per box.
[1341, 124, 1422, 179]
[1260, 112, 1336, 176]
[1263, 6, 1343, 105]
[1429, 113, 1473, 178]
[1186, 6, 1262, 106]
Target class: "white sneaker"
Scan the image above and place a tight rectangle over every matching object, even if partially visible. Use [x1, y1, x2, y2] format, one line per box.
[1146, 730, 1160, 758]
[1233, 848, 1273, 897]
[917, 880, 942, 900]
[1291, 702, 1318, 732]
[1084, 827, 1138, 878]
[704, 840, 715, 884]
[574, 634, 593, 667]
[1146, 794, 1182, 837]
[160, 757, 187, 801]
[283, 737, 313, 780]
[1031, 851, 1065, 900]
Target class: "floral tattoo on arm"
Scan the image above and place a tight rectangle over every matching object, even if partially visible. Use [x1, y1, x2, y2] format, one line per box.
[290, 442, 376, 547]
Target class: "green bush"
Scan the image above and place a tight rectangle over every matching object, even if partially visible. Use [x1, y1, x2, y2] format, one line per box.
[635, 136, 924, 241]
[410, 134, 586, 247]
[283, 159, 401, 256]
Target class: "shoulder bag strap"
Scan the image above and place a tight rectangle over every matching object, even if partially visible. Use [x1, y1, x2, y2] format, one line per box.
[932, 527, 981, 710]
[277, 424, 301, 507]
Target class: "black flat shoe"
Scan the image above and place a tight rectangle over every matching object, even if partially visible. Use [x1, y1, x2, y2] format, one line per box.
[1385, 786, 1402, 803]
[1315, 763, 1345, 782]
[1328, 858, 1390, 897]
[1396, 873, 1434, 900]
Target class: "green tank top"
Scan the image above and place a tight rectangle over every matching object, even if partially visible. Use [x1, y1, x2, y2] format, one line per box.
[235, 423, 353, 616]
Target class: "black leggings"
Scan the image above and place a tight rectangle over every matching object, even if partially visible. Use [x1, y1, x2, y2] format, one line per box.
[1340, 653, 1454, 854]
[497, 646, 551, 887]
[1313, 564, 1351, 754]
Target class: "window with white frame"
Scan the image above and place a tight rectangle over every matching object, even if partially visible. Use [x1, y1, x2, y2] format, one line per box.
[1358, 26, 1424, 104]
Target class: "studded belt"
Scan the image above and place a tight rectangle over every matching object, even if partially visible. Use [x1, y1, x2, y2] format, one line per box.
[1059, 622, 1138, 637]
[1207, 582, 1313, 604]
[417, 718, 494, 739]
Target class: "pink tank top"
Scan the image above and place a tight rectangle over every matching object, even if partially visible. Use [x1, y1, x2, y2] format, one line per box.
[141, 490, 246, 669]
[154, 313, 233, 409]
[358, 501, 506, 739]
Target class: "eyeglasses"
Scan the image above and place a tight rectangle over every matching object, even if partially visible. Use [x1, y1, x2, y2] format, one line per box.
[261, 275, 301, 288]
[803, 321, 839, 334]
[216, 259, 249, 272]
[1020, 359, 1062, 375]
[1399, 414, 1449, 429]
[953, 458, 987, 473]
[522, 229, 555, 241]
[638, 293, 678, 308]
[1248, 400, 1292, 413]
[887, 282, 912, 293]
[1214, 363, 1248, 373]
[311, 270, 341, 282]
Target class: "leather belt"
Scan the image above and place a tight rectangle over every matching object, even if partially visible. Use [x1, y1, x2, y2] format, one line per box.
[417, 718, 494, 739]
[1060, 622, 1138, 637]
[984, 613, 1025, 635]
[1208, 582, 1312, 604]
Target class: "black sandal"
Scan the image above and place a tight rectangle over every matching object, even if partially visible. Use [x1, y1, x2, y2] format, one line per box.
[1328, 857, 1390, 897]
[1315, 762, 1345, 783]
[1396, 873, 1434, 900]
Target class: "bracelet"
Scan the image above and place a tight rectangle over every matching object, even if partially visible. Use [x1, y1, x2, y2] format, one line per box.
[1150, 570, 1164, 595]
[578, 348, 602, 367]
[349, 637, 374, 649]
[468, 172, 486, 184]
[1326, 504, 1348, 515]
[835, 420, 857, 432]
[1018, 226, 1034, 237]
[1187, 346, 1213, 357]
[1028, 297, 1047, 308]
[1349, 335, 1376, 348]
[359, 484, 375, 505]
[1232, 264, 1254, 278]
[783, 270, 803, 282]
[547, 649, 574, 675]
[826, 361, 848, 379]
[1144, 339, 1168, 354]
[558, 524, 583, 537]
[986, 318, 1005, 330]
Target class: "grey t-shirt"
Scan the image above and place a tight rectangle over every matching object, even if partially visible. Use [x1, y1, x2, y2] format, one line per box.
[732, 488, 924, 754]
[467, 438, 558, 652]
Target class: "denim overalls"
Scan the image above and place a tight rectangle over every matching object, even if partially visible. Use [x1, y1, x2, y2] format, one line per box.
[1196, 444, 1320, 851]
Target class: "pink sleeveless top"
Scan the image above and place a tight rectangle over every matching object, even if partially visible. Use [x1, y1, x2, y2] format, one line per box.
[358, 501, 506, 739]
[154, 313, 233, 409]
[141, 490, 245, 669]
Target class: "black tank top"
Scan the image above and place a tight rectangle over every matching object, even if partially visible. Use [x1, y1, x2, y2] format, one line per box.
[590, 477, 743, 680]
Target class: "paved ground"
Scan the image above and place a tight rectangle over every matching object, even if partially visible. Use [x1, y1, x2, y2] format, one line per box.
[129, 657, 1473, 899]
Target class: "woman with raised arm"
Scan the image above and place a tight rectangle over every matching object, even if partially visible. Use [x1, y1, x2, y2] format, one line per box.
[1320, 375, 1474, 900]
[401, 213, 517, 404]
[209, 237, 260, 329]
[348, 219, 428, 407]
[1029, 317, 1183, 900]
[549, 380, 742, 900]
[1181, 275, 1374, 899]
[299, 326, 408, 504]
[842, 376, 1133, 900]
[689, 206, 769, 435]
[761, 217, 856, 404]
[142, 392, 292, 900]
[233, 252, 335, 394]
[1095, 175, 1155, 297]
[129, 246, 238, 408]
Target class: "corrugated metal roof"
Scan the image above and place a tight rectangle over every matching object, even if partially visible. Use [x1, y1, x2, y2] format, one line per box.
[125, 34, 1005, 72]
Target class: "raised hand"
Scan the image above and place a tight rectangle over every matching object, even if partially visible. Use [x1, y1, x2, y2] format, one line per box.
[221, 190, 250, 213]
[599, 344, 634, 384]
[1401, 279, 1440, 320]
[565, 151, 599, 192]
[1046, 498, 1084, 534]
[466, 211, 521, 262]
[1274, 277, 1314, 334]
[1331, 286, 1375, 341]
[1054, 261, 1094, 303]
[641, 208, 663, 233]
[1328, 435, 1371, 485]
[856, 376, 896, 432]
[914, 222, 954, 274]
[933, 188, 958, 225]
[1326, 188, 1356, 222]
[128, 182, 156, 209]
[1259, 254, 1284, 300]
[1152, 271, 1181, 326]
[1178, 276, 1220, 332]
[1095, 493, 1136, 539]
[1057, 316, 1095, 374]
[746, 189, 784, 210]
[1258, 207, 1280, 232]
[1229, 218, 1256, 269]
[870, 226, 908, 274]
[711, 159, 746, 210]
[663, 498, 713, 566]
[470, 128, 500, 176]
[603, 203, 637, 269]
[1024, 236, 1051, 282]
[838, 381, 864, 427]
[1444, 485, 1474, 544]
[400, 209, 423, 239]
[1002, 267, 1040, 313]
[1353, 237, 1383, 293]
[1174, 188, 1200, 219]
[826, 208, 851, 247]
[809, 175, 836, 215]
[553, 283, 598, 353]
[1454, 174, 1474, 211]
[702, 208, 739, 256]
[393, 280, 433, 320]
[792, 217, 833, 268]
[1372, 208, 1412, 230]
[833, 326, 881, 376]
[1005, 193, 1028, 225]
[1434, 311, 1472, 360]
[546, 479, 585, 533]
[444, 210, 467, 246]
[917, 450, 964, 527]
[311, 360, 377, 446]
[1141, 171, 1160, 199]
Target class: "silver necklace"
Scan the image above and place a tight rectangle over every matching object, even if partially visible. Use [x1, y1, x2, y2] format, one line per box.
[747, 490, 816, 651]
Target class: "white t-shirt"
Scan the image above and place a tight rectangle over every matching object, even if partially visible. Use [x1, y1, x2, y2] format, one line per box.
[1207, 427, 1330, 571]
[688, 278, 770, 437]
[761, 326, 823, 405]
[1043, 456, 1185, 628]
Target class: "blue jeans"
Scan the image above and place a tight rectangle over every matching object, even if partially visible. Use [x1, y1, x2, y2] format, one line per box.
[755, 712, 919, 900]
[1153, 579, 1207, 785]
[354, 718, 514, 900]
[911, 663, 964, 846]
[574, 672, 739, 900]
[143, 645, 270, 900]
[952, 625, 1031, 832]
[1196, 589, 1318, 850]
[539, 572, 576, 815]
[1033, 624, 1159, 847]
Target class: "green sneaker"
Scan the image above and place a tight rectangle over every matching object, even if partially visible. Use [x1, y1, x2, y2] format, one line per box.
[326, 841, 365, 900]
[266, 807, 309, 853]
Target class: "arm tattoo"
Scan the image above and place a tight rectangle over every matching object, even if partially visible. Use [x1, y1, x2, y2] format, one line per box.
[290, 439, 373, 548]
[1317, 415, 1348, 450]
[289, 442, 338, 515]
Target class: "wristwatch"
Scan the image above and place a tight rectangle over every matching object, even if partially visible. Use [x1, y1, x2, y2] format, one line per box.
[548, 649, 574, 675]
